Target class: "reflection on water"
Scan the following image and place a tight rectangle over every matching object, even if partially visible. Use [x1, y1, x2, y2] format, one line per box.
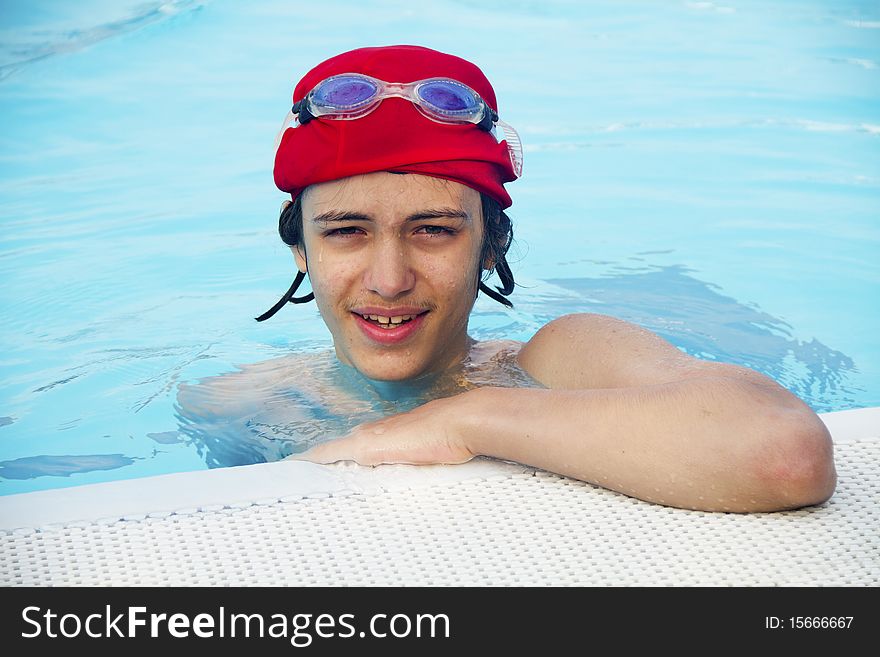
[147, 430, 183, 444]
[0, 453, 137, 480]
[174, 341, 543, 469]
[535, 264, 860, 413]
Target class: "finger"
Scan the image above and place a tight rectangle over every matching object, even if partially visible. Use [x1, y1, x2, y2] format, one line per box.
[291, 435, 362, 464]
[293, 432, 413, 467]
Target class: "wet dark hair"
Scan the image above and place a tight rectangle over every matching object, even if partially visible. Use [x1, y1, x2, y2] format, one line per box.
[255, 191, 515, 321]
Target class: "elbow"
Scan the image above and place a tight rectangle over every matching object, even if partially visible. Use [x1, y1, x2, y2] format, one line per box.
[755, 410, 837, 511]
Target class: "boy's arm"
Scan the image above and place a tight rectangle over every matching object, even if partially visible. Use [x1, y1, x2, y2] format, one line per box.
[298, 313, 836, 512]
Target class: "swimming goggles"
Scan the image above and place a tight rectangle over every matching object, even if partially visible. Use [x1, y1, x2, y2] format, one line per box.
[275, 73, 523, 177]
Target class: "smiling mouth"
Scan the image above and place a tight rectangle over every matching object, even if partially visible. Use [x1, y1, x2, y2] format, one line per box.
[356, 312, 423, 329]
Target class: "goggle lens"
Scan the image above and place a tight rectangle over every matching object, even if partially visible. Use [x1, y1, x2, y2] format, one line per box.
[417, 81, 478, 115]
[313, 77, 377, 108]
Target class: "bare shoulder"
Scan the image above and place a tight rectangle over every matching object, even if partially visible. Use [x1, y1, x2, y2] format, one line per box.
[175, 352, 320, 420]
[517, 312, 772, 390]
[468, 338, 524, 364]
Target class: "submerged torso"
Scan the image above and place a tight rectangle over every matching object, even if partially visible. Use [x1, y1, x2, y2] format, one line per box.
[176, 340, 544, 468]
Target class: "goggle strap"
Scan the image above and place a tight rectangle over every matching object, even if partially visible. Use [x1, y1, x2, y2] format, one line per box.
[479, 282, 513, 308]
[292, 100, 316, 125]
[477, 107, 496, 132]
[254, 271, 315, 322]
[493, 256, 515, 295]
[495, 119, 523, 177]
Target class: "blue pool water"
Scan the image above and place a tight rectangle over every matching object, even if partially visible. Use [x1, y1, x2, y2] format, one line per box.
[1, 0, 878, 495]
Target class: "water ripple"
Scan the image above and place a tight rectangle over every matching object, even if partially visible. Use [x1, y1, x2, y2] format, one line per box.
[0, 0, 206, 81]
[525, 117, 880, 141]
[843, 19, 880, 29]
[536, 265, 862, 413]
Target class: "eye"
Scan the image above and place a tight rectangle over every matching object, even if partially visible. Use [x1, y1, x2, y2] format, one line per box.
[325, 226, 364, 237]
[416, 225, 456, 237]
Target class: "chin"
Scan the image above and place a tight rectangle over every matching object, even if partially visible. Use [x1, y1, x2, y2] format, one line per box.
[354, 358, 428, 383]
[339, 342, 441, 382]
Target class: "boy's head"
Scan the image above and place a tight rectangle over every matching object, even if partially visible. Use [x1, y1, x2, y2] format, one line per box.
[260, 45, 521, 380]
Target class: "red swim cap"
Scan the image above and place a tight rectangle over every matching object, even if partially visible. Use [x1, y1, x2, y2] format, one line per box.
[273, 45, 518, 209]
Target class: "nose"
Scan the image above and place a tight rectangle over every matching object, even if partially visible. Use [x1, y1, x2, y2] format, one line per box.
[363, 240, 416, 299]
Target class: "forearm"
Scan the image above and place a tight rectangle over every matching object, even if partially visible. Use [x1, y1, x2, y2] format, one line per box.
[461, 378, 836, 512]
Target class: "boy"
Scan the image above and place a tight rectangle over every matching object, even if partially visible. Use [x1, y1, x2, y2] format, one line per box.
[182, 45, 835, 512]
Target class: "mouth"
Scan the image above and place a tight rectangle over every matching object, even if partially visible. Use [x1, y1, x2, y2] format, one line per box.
[349, 308, 430, 345]
[356, 312, 421, 329]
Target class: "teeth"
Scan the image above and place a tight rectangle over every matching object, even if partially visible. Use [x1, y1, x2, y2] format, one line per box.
[359, 313, 418, 327]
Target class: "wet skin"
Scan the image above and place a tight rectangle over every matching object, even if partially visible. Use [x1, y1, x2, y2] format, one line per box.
[181, 171, 838, 513]
[288, 173, 837, 513]
[294, 172, 486, 383]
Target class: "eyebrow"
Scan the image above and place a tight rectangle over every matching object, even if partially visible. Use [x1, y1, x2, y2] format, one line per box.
[311, 207, 471, 225]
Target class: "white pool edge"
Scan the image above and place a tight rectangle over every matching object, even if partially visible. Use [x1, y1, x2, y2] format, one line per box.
[0, 406, 877, 533]
[816, 405, 880, 442]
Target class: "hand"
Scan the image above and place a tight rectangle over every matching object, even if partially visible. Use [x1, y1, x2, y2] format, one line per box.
[292, 392, 478, 466]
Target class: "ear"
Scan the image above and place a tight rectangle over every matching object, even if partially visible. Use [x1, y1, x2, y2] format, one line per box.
[291, 244, 308, 273]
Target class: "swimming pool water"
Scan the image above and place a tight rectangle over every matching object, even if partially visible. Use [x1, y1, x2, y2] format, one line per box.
[1, 0, 878, 495]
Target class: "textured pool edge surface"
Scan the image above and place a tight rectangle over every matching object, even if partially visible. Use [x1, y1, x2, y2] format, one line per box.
[0, 456, 531, 533]
[1, 422, 878, 586]
[0, 406, 877, 533]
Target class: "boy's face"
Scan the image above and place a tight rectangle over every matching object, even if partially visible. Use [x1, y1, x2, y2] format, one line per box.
[296, 172, 485, 381]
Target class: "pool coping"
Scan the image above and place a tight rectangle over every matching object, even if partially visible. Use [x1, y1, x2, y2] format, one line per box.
[1, 406, 877, 532]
